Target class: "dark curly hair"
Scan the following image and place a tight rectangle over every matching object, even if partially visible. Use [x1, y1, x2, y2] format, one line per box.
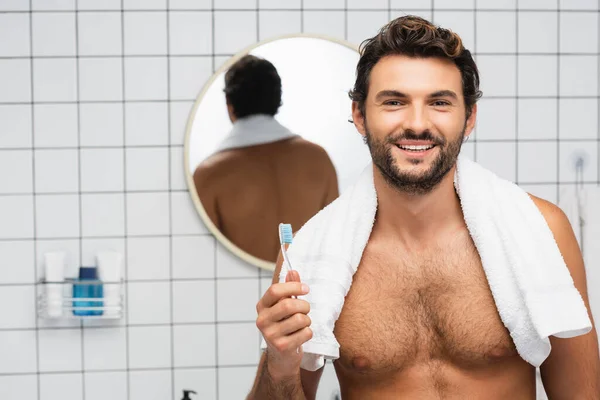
[223, 54, 282, 119]
[349, 15, 482, 119]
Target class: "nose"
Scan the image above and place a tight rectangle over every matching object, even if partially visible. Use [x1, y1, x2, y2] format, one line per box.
[401, 104, 432, 134]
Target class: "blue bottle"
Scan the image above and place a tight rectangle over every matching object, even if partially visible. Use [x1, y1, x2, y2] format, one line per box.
[73, 267, 103, 316]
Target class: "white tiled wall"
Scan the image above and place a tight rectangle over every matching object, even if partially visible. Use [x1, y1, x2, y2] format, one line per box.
[0, 1, 598, 399]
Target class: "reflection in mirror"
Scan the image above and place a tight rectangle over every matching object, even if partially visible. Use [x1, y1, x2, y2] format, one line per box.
[185, 36, 370, 269]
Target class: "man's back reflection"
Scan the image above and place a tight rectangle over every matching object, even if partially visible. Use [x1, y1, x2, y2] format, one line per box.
[193, 55, 339, 262]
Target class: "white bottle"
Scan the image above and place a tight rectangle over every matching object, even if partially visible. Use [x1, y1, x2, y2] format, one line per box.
[44, 251, 66, 318]
[96, 251, 123, 318]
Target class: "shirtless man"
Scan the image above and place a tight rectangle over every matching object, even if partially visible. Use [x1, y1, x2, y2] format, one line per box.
[248, 16, 600, 399]
[194, 55, 339, 263]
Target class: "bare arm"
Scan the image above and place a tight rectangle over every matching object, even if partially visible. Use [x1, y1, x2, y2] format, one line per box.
[531, 195, 600, 399]
[247, 249, 324, 399]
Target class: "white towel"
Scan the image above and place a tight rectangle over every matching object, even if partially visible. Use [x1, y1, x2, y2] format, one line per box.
[262, 154, 592, 372]
[213, 114, 298, 155]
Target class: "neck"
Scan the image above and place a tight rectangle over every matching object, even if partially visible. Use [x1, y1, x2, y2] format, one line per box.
[373, 164, 464, 248]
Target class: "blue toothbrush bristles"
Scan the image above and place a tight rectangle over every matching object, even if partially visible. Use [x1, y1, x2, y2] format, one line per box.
[279, 223, 293, 245]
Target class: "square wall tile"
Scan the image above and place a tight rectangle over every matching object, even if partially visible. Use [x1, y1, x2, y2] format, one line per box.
[560, 12, 598, 53]
[560, 0, 598, 9]
[125, 102, 169, 146]
[0, 286, 35, 329]
[260, 0, 299, 7]
[128, 326, 172, 369]
[347, 0, 386, 7]
[477, 55, 516, 97]
[124, 57, 168, 100]
[34, 104, 78, 148]
[518, 141, 557, 183]
[129, 370, 172, 400]
[171, 192, 209, 234]
[0, 0, 29, 10]
[127, 236, 170, 280]
[32, 12, 76, 56]
[0, 196, 34, 239]
[518, 98, 557, 140]
[0, 59, 30, 102]
[36, 194, 79, 239]
[85, 372, 127, 400]
[38, 328, 82, 372]
[78, 0, 121, 10]
[170, 0, 211, 9]
[217, 278, 259, 321]
[34, 149, 78, 193]
[519, 0, 557, 8]
[80, 148, 124, 192]
[171, 147, 187, 190]
[477, 0, 515, 8]
[560, 56, 598, 97]
[125, 147, 169, 191]
[560, 141, 597, 182]
[518, 55, 557, 97]
[475, 99, 516, 141]
[32, 0, 74, 10]
[218, 322, 260, 365]
[126, 192, 170, 236]
[124, 0, 166, 8]
[0, 150, 32, 194]
[0, 331, 37, 373]
[169, 11, 212, 55]
[78, 11, 122, 56]
[81, 193, 125, 237]
[0, 240, 35, 284]
[170, 57, 212, 101]
[258, 11, 301, 40]
[214, 11, 258, 54]
[0, 13, 30, 57]
[83, 328, 127, 370]
[172, 235, 215, 279]
[81, 237, 125, 266]
[433, 12, 475, 52]
[303, 11, 344, 38]
[124, 11, 167, 55]
[214, 0, 256, 8]
[173, 369, 216, 400]
[33, 58, 77, 102]
[391, 0, 431, 8]
[476, 11, 516, 53]
[39, 374, 82, 400]
[170, 102, 195, 145]
[347, 11, 388, 45]
[435, 0, 473, 8]
[216, 241, 259, 278]
[173, 324, 216, 367]
[304, 0, 344, 7]
[0, 375, 38, 400]
[79, 57, 123, 101]
[127, 281, 171, 325]
[218, 367, 258, 400]
[476, 141, 517, 182]
[559, 99, 598, 140]
[0, 105, 32, 148]
[80, 103, 124, 147]
[172, 280, 215, 323]
[518, 11, 557, 53]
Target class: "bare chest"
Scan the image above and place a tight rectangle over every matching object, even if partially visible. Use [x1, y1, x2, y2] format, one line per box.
[333, 239, 518, 377]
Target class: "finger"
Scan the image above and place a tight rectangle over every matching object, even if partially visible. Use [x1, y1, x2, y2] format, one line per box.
[285, 270, 300, 283]
[277, 313, 311, 336]
[271, 327, 313, 354]
[260, 282, 309, 309]
[267, 298, 310, 322]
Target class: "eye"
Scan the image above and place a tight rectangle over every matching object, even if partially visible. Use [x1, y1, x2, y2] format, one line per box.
[431, 100, 451, 107]
[384, 100, 403, 106]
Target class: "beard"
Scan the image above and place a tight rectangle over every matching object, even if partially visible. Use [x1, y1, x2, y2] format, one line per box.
[364, 122, 466, 195]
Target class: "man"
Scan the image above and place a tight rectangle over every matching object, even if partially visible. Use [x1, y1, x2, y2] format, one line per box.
[248, 16, 600, 399]
[194, 55, 339, 263]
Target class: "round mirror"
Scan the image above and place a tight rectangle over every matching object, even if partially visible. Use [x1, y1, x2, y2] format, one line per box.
[184, 34, 370, 270]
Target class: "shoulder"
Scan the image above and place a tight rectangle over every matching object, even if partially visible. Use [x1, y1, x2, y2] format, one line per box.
[528, 194, 572, 238]
[193, 152, 238, 186]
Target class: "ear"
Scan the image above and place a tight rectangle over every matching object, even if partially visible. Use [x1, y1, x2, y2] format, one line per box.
[464, 103, 477, 139]
[352, 101, 366, 136]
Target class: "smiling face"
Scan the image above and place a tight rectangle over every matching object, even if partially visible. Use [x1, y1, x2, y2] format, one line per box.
[353, 54, 477, 195]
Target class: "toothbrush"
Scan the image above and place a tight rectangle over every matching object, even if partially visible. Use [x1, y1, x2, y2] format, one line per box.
[278, 223, 294, 274]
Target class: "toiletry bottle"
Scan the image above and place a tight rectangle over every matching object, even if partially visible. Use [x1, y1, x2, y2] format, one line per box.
[73, 267, 103, 316]
[96, 251, 122, 317]
[181, 390, 196, 399]
[43, 251, 66, 318]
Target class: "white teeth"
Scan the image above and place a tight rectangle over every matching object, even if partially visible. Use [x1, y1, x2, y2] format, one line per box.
[399, 145, 434, 151]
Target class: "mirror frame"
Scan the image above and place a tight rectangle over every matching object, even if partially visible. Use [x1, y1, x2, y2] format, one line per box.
[184, 33, 359, 271]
